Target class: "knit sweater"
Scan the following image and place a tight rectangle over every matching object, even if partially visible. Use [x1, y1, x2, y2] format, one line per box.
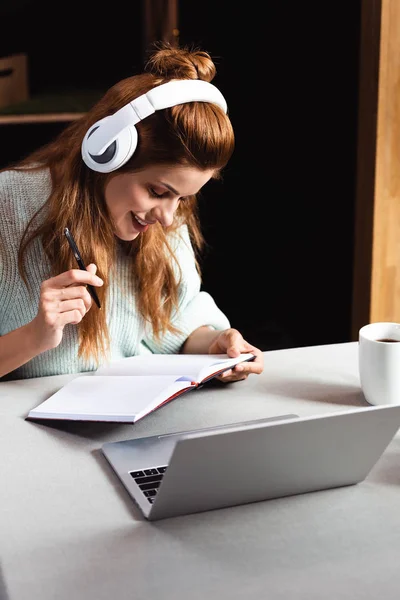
[0, 168, 230, 380]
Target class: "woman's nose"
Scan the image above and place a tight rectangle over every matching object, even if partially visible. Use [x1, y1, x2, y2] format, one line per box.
[152, 199, 180, 227]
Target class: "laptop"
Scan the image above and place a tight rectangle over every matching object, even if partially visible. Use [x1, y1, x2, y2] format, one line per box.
[101, 404, 400, 521]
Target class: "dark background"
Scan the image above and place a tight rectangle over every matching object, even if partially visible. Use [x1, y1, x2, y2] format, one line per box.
[0, 1, 362, 351]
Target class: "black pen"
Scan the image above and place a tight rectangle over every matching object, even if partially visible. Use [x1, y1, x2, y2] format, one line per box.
[63, 227, 101, 309]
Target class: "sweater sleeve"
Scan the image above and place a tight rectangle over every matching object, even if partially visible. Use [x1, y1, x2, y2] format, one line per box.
[0, 169, 28, 325]
[141, 225, 230, 354]
[0, 169, 52, 337]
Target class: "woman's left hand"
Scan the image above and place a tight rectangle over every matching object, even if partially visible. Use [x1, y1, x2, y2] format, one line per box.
[208, 328, 264, 383]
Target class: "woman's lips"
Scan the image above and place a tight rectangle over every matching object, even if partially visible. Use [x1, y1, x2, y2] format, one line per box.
[131, 211, 149, 232]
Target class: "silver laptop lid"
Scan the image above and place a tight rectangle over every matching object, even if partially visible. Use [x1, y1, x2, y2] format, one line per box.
[148, 405, 400, 520]
[102, 405, 400, 521]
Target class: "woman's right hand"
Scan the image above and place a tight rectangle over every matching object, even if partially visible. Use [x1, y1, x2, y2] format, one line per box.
[30, 264, 104, 352]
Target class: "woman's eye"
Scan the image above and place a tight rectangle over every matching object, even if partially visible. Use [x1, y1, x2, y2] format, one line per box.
[148, 188, 189, 202]
[149, 188, 164, 199]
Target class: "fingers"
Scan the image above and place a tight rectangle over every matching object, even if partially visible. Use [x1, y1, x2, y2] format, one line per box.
[86, 263, 97, 275]
[217, 351, 263, 382]
[38, 266, 103, 328]
[41, 305, 87, 328]
[32, 265, 103, 351]
[234, 348, 264, 376]
[57, 298, 89, 316]
[42, 284, 92, 311]
[224, 329, 247, 357]
[39, 288, 91, 326]
[210, 328, 252, 357]
[43, 267, 103, 290]
[209, 328, 264, 382]
[208, 328, 241, 356]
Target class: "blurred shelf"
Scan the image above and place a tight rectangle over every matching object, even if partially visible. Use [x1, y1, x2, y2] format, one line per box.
[0, 90, 104, 125]
[0, 113, 84, 124]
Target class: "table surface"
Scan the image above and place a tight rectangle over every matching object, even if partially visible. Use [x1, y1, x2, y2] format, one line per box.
[1, 341, 400, 600]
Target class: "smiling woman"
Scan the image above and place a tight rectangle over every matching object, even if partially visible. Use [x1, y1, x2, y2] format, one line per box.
[104, 165, 215, 240]
[0, 42, 264, 382]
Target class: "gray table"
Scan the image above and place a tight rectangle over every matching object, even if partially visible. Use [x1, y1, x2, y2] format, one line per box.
[1, 342, 400, 600]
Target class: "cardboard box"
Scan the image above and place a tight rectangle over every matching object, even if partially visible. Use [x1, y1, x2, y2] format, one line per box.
[0, 53, 29, 109]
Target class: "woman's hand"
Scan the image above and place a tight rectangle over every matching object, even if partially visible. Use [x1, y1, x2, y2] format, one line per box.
[208, 328, 264, 383]
[30, 264, 103, 352]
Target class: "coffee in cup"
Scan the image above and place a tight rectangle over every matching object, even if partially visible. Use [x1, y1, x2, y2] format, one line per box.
[359, 322, 400, 406]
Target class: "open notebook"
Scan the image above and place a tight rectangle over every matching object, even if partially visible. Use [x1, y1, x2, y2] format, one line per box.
[26, 353, 255, 424]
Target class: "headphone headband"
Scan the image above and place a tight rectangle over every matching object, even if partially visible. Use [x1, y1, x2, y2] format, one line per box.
[81, 79, 228, 173]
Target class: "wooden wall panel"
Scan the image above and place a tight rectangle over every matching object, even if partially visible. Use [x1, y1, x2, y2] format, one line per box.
[142, 0, 179, 54]
[352, 0, 400, 337]
[370, 0, 400, 323]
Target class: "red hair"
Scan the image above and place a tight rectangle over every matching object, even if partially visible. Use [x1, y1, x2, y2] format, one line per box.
[9, 43, 235, 364]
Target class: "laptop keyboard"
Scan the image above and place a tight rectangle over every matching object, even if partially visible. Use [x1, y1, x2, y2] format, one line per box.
[129, 466, 168, 503]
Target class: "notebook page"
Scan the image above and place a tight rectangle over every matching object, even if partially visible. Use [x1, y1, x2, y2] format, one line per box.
[27, 375, 193, 422]
[95, 353, 253, 381]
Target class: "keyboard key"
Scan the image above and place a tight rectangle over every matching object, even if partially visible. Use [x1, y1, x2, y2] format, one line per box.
[144, 490, 157, 497]
[129, 466, 167, 502]
[130, 471, 144, 478]
[139, 481, 161, 491]
[134, 474, 163, 485]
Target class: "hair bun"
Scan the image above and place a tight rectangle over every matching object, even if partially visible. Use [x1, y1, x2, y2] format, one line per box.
[145, 42, 217, 83]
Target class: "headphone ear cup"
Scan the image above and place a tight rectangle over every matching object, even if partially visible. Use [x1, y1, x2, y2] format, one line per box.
[81, 119, 138, 173]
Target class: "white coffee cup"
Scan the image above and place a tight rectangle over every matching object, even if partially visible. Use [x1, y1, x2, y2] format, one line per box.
[359, 322, 400, 405]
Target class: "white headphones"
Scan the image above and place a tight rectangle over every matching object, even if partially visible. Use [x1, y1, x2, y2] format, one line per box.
[81, 79, 228, 173]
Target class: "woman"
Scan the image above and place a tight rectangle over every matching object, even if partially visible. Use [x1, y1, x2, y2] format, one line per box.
[0, 43, 263, 381]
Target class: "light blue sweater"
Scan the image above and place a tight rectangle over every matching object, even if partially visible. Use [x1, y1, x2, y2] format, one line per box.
[0, 168, 230, 380]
